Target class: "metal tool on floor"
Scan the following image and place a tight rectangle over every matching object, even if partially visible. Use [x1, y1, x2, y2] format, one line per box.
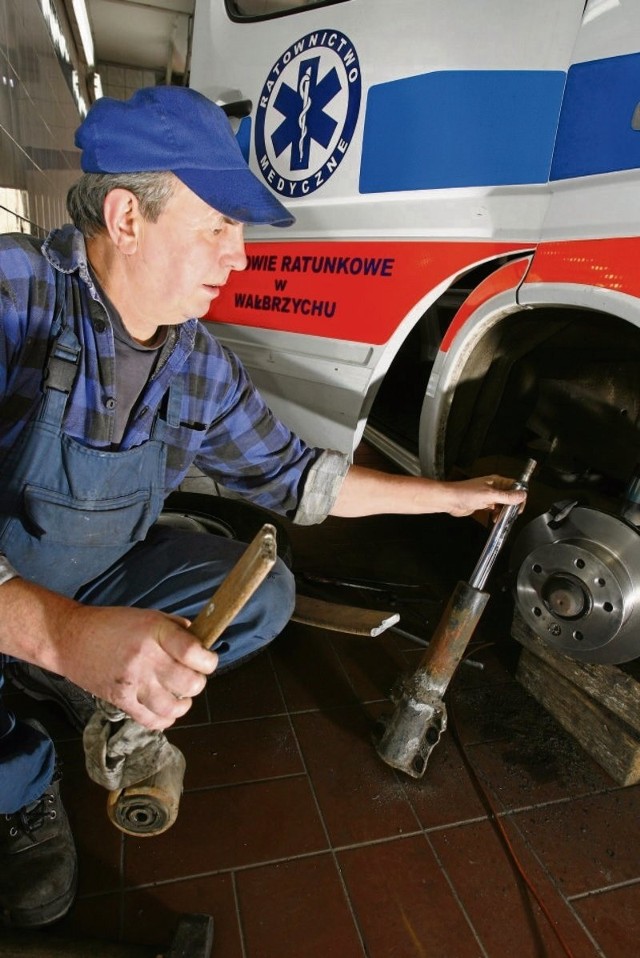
[292, 593, 399, 636]
[84, 525, 278, 837]
[374, 459, 536, 778]
[295, 568, 447, 642]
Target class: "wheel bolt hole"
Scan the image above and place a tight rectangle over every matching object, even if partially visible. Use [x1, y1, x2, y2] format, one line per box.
[573, 630, 584, 642]
[575, 558, 585, 569]
[603, 601, 614, 613]
[533, 607, 542, 617]
[596, 577, 606, 587]
[533, 563, 542, 574]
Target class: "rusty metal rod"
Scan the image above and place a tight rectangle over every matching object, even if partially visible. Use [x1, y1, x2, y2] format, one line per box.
[375, 460, 535, 778]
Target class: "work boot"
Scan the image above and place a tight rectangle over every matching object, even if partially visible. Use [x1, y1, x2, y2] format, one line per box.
[0, 727, 77, 927]
[6, 661, 95, 731]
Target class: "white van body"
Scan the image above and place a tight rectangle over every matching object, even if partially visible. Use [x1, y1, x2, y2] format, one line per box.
[189, 0, 640, 505]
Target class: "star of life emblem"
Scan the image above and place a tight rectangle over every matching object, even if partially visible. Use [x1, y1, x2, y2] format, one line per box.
[255, 30, 361, 199]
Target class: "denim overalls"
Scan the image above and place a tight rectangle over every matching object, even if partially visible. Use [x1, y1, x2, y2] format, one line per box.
[0, 270, 294, 812]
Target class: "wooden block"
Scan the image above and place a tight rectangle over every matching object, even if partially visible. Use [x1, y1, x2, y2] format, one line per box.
[512, 613, 640, 732]
[513, 612, 640, 786]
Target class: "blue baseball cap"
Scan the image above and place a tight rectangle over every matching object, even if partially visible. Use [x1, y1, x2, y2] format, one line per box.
[75, 86, 294, 227]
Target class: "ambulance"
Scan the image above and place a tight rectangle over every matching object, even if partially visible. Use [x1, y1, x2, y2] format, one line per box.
[189, 0, 640, 663]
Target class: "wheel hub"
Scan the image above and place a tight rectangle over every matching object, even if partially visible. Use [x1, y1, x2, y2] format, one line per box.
[511, 503, 640, 663]
[540, 572, 590, 619]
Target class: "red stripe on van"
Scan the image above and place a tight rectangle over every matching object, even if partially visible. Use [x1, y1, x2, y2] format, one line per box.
[206, 240, 529, 345]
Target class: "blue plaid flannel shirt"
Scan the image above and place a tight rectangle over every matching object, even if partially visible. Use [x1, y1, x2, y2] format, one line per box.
[0, 226, 344, 521]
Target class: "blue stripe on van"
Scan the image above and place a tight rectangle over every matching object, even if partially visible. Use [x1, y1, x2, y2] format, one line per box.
[359, 70, 566, 192]
[551, 52, 640, 180]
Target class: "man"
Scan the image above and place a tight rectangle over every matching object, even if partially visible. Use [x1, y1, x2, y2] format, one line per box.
[0, 86, 525, 928]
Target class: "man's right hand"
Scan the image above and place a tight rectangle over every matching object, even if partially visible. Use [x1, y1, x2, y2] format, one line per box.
[0, 579, 218, 730]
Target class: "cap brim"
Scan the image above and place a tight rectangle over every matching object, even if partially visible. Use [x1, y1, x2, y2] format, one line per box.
[174, 167, 295, 227]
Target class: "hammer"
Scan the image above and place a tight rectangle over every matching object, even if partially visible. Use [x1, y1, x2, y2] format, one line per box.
[95, 524, 278, 837]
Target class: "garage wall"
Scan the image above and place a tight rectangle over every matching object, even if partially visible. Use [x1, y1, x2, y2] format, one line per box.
[0, 0, 85, 236]
[98, 62, 160, 101]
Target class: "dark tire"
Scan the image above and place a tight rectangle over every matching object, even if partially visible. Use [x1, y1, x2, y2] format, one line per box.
[160, 491, 294, 568]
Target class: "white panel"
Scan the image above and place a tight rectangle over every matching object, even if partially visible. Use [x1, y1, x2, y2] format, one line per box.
[539, 171, 640, 241]
[88, 0, 192, 72]
[577, 0, 640, 62]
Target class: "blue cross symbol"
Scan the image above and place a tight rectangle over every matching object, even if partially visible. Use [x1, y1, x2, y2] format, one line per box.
[271, 56, 342, 171]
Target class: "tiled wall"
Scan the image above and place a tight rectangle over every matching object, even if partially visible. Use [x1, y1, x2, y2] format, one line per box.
[0, 0, 88, 236]
[0, 1, 164, 238]
[98, 62, 160, 101]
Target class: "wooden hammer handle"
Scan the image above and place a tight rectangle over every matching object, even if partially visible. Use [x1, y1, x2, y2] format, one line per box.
[188, 523, 277, 648]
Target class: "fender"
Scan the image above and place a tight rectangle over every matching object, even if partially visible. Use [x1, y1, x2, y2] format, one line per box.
[520, 237, 640, 327]
[420, 257, 532, 477]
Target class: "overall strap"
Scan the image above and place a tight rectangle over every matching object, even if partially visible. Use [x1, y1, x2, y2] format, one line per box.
[40, 270, 82, 426]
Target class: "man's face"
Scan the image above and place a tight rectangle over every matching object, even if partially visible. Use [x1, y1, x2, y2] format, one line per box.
[132, 179, 247, 325]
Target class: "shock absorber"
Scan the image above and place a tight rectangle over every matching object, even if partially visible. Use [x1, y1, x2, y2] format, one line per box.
[375, 460, 536, 778]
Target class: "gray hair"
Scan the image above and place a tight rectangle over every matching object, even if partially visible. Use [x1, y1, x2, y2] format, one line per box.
[66, 171, 177, 237]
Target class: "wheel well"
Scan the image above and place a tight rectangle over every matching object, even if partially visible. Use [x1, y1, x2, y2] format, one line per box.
[444, 304, 640, 504]
[367, 258, 511, 456]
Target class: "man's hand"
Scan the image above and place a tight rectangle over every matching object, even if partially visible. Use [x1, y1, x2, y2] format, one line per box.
[62, 604, 219, 729]
[442, 474, 527, 520]
[0, 579, 218, 731]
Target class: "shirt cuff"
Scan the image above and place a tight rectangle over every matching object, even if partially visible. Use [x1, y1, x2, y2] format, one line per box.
[293, 449, 350, 525]
[0, 553, 19, 587]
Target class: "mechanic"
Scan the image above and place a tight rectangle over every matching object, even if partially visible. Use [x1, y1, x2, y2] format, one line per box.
[0, 86, 525, 928]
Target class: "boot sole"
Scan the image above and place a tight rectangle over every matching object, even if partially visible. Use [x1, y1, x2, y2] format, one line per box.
[1, 864, 77, 928]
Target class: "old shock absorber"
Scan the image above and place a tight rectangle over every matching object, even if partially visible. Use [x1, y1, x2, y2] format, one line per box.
[375, 459, 536, 778]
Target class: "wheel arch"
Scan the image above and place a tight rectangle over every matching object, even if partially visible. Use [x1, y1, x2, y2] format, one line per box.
[420, 273, 640, 494]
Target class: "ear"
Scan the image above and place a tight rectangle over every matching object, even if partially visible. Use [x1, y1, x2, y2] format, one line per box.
[102, 189, 142, 254]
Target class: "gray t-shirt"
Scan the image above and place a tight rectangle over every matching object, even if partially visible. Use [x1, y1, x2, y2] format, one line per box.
[91, 272, 172, 444]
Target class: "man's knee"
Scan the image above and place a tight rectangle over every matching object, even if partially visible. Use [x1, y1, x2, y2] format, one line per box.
[213, 556, 295, 669]
[248, 555, 295, 640]
[264, 556, 296, 631]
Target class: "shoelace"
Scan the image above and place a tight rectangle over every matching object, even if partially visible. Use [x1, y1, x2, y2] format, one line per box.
[5, 768, 61, 839]
[10, 795, 57, 838]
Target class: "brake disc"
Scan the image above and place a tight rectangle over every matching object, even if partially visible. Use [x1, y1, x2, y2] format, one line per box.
[511, 502, 640, 664]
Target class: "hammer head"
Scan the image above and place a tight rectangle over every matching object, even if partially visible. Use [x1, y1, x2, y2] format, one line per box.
[163, 913, 214, 958]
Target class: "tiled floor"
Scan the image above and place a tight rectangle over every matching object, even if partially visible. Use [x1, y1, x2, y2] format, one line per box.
[4, 447, 640, 957]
